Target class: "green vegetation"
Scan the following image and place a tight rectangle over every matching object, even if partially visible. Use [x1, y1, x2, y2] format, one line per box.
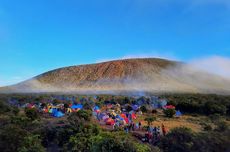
[162, 94, 230, 116]
[25, 108, 40, 121]
[144, 116, 156, 126]
[163, 108, 176, 118]
[0, 93, 230, 152]
[159, 126, 230, 152]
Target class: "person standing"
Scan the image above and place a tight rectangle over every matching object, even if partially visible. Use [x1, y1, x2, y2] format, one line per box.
[162, 124, 166, 136]
[139, 121, 142, 130]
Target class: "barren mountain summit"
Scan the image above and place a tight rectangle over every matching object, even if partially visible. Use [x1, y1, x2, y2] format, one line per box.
[1, 58, 230, 94]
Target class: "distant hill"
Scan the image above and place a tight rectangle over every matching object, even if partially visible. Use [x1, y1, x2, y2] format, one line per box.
[1, 58, 230, 94]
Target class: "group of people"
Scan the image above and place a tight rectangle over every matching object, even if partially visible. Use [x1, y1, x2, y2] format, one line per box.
[144, 124, 167, 144]
[123, 121, 142, 133]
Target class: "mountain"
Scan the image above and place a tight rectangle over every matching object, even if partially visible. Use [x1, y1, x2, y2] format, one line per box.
[1, 58, 230, 94]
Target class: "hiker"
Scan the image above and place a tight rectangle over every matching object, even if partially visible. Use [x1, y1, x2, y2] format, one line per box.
[124, 126, 129, 133]
[139, 121, 142, 130]
[128, 123, 132, 131]
[136, 122, 139, 130]
[132, 122, 135, 131]
[162, 124, 166, 136]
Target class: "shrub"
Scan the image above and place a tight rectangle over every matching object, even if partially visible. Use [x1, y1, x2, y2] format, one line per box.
[163, 108, 176, 118]
[205, 102, 227, 115]
[0, 100, 11, 114]
[144, 117, 156, 126]
[215, 121, 229, 132]
[203, 123, 212, 131]
[152, 109, 157, 114]
[67, 110, 92, 129]
[18, 135, 45, 152]
[159, 127, 194, 152]
[25, 108, 40, 121]
[92, 132, 151, 152]
[140, 105, 148, 113]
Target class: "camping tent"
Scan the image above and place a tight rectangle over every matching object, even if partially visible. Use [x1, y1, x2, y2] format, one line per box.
[132, 105, 139, 111]
[52, 109, 64, 117]
[94, 106, 100, 111]
[131, 113, 137, 119]
[164, 105, 175, 109]
[106, 118, 115, 125]
[176, 110, 182, 117]
[93, 106, 100, 113]
[71, 104, 83, 110]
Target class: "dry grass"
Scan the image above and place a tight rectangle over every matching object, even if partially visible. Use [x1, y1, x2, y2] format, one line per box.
[134, 113, 204, 132]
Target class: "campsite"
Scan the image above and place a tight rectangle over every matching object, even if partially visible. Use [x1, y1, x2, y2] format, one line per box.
[1, 93, 230, 152]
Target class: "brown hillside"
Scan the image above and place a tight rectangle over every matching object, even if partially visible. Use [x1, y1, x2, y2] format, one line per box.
[1, 58, 230, 94]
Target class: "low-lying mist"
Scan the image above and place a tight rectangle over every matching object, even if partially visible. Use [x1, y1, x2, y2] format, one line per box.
[1, 56, 230, 95]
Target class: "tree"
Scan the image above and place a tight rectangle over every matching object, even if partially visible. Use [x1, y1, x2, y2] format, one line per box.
[83, 102, 94, 110]
[144, 117, 156, 126]
[159, 127, 194, 152]
[18, 135, 45, 152]
[92, 132, 151, 152]
[0, 125, 28, 152]
[140, 105, 148, 113]
[64, 124, 100, 152]
[215, 121, 229, 132]
[0, 100, 11, 114]
[205, 102, 227, 115]
[25, 108, 40, 121]
[67, 110, 92, 129]
[163, 108, 176, 118]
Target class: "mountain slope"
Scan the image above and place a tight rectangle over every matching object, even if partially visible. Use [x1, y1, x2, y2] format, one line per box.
[1, 58, 230, 94]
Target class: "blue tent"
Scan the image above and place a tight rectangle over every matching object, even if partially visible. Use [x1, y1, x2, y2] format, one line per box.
[132, 105, 139, 111]
[94, 106, 100, 111]
[176, 110, 182, 117]
[52, 109, 64, 117]
[71, 104, 83, 109]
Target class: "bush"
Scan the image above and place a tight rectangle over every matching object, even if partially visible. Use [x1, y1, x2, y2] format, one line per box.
[67, 110, 92, 129]
[203, 123, 212, 131]
[205, 102, 227, 115]
[0, 125, 28, 152]
[92, 132, 151, 152]
[159, 127, 194, 152]
[64, 124, 100, 152]
[25, 108, 40, 121]
[152, 109, 157, 114]
[18, 135, 45, 152]
[140, 105, 148, 113]
[144, 117, 156, 126]
[163, 108, 176, 118]
[209, 114, 221, 122]
[215, 121, 229, 132]
[0, 100, 11, 114]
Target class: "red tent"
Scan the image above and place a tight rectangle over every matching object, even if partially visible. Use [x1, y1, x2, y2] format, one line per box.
[131, 113, 137, 119]
[106, 118, 115, 125]
[120, 113, 127, 119]
[164, 105, 175, 109]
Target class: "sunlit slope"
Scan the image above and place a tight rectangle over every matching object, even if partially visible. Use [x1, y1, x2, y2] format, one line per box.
[1, 58, 230, 94]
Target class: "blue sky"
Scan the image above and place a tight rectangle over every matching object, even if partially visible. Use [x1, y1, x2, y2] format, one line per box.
[0, 0, 230, 86]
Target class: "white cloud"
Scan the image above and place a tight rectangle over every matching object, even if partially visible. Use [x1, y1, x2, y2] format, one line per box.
[189, 56, 230, 79]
